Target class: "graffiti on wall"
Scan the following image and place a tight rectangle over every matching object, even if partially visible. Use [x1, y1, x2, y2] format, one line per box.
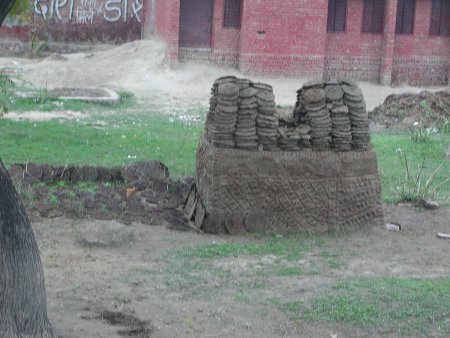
[33, 0, 143, 24]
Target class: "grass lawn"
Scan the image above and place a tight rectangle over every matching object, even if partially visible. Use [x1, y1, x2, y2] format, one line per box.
[1, 103, 449, 201]
[0, 111, 202, 177]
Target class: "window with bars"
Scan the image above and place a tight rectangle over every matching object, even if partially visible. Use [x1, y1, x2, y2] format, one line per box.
[223, 0, 242, 28]
[327, 0, 347, 32]
[430, 0, 450, 36]
[362, 0, 385, 33]
[396, 0, 416, 34]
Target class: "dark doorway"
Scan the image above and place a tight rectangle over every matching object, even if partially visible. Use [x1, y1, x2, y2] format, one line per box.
[179, 0, 213, 48]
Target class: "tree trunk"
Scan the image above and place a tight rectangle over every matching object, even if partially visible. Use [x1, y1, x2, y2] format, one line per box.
[0, 0, 16, 27]
[0, 160, 55, 338]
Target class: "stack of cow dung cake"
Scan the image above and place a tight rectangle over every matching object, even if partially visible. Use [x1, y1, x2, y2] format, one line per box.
[205, 76, 371, 153]
[206, 76, 235, 142]
[210, 81, 240, 148]
[278, 124, 311, 151]
[293, 89, 307, 125]
[302, 80, 332, 150]
[235, 85, 259, 150]
[326, 82, 352, 151]
[255, 83, 279, 151]
[342, 82, 371, 150]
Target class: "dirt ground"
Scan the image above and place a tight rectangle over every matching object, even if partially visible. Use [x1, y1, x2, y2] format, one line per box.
[12, 164, 450, 338]
[34, 204, 450, 338]
[0, 39, 446, 116]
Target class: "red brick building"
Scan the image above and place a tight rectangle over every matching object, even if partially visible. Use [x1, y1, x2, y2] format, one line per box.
[1, 0, 448, 86]
[153, 0, 450, 86]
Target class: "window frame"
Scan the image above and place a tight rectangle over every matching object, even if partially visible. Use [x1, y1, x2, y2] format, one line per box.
[327, 0, 348, 32]
[430, 0, 450, 36]
[395, 0, 416, 34]
[362, 0, 386, 34]
[223, 0, 242, 29]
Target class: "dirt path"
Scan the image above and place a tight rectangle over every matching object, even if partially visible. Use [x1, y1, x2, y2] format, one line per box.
[34, 204, 450, 338]
[0, 39, 446, 113]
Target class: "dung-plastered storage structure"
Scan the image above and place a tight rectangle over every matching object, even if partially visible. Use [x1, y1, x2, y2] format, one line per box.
[185, 77, 384, 234]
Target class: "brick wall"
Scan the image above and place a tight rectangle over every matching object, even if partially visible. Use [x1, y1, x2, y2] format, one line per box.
[238, 0, 329, 77]
[178, 0, 240, 68]
[391, 0, 450, 85]
[0, 25, 31, 42]
[178, 0, 448, 85]
[31, 0, 144, 42]
[155, 0, 179, 61]
[325, 0, 384, 82]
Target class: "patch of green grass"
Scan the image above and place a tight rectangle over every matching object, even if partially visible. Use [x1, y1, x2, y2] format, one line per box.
[66, 190, 77, 200]
[76, 182, 98, 194]
[0, 114, 202, 176]
[161, 233, 344, 302]
[48, 193, 58, 205]
[305, 277, 450, 336]
[279, 301, 304, 319]
[409, 126, 431, 144]
[320, 251, 346, 269]
[274, 266, 304, 277]
[117, 90, 134, 102]
[264, 298, 305, 319]
[396, 152, 449, 204]
[0, 73, 15, 113]
[4, 100, 448, 201]
[172, 233, 322, 261]
[372, 131, 450, 202]
[6, 84, 136, 113]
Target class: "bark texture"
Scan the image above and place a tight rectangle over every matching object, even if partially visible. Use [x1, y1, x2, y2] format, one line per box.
[0, 0, 15, 27]
[0, 160, 54, 338]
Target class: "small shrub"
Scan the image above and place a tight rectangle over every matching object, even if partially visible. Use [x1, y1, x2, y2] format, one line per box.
[48, 194, 58, 205]
[0, 73, 15, 114]
[397, 151, 449, 204]
[409, 126, 431, 143]
[118, 90, 134, 102]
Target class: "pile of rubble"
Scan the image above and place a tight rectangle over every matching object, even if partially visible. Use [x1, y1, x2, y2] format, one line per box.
[205, 77, 372, 152]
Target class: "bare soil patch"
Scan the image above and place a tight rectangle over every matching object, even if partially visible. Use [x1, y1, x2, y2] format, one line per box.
[11, 162, 190, 229]
[31, 203, 450, 338]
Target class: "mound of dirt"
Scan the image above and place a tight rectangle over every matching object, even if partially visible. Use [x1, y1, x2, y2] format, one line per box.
[370, 90, 450, 129]
[10, 162, 191, 229]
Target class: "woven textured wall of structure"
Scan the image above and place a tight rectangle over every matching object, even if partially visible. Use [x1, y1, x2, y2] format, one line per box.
[185, 77, 383, 234]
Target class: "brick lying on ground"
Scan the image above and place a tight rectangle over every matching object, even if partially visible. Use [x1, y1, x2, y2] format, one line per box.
[186, 77, 383, 234]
